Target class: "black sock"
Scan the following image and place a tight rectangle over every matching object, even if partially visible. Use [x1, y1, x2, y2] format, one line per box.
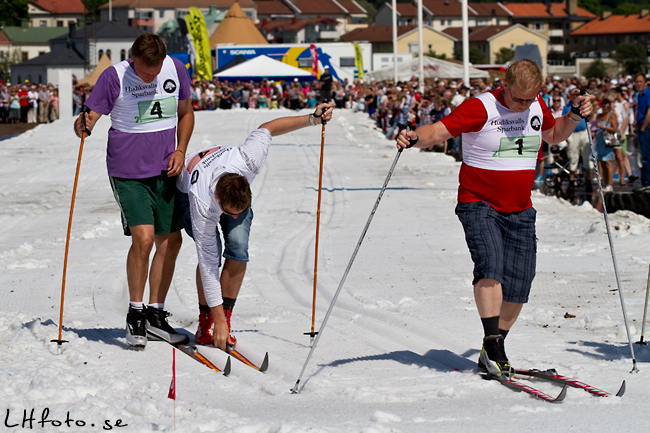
[499, 329, 509, 339]
[481, 316, 500, 337]
[199, 303, 211, 313]
[223, 297, 237, 312]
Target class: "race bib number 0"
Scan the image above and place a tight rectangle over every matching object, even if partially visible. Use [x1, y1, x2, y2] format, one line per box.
[492, 135, 540, 158]
[135, 96, 176, 123]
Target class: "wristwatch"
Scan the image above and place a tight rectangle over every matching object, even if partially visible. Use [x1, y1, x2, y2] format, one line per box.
[308, 113, 316, 126]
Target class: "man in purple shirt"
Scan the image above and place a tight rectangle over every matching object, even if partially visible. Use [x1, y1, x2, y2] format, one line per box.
[634, 73, 650, 189]
[74, 33, 194, 350]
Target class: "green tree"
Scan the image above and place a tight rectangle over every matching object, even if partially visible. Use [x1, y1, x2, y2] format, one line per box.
[0, 48, 22, 83]
[454, 46, 487, 65]
[425, 50, 447, 60]
[495, 47, 514, 64]
[578, 0, 601, 15]
[614, 42, 648, 75]
[0, 0, 30, 26]
[82, 0, 109, 22]
[614, 3, 642, 14]
[584, 59, 608, 79]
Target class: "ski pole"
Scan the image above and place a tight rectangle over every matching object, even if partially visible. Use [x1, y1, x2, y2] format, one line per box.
[291, 135, 418, 394]
[584, 93, 638, 372]
[305, 122, 326, 345]
[635, 261, 650, 346]
[52, 109, 91, 353]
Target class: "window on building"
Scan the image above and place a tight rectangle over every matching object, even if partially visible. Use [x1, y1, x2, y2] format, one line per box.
[298, 58, 312, 67]
[106, 49, 111, 60]
[159, 10, 165, 18]
[408, 42, 419, 53]
[121, 49, 126, 61]
[40, 20, 47, 27]
[22, 52, 28, 61]
[98, 49, 104, 61]
[57, 20, 63, 27]
[340, 57, 356, 67]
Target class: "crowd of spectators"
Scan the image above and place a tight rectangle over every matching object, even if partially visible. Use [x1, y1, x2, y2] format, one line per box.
[0, 82, 59, 124]
[3, 72, 649, 199]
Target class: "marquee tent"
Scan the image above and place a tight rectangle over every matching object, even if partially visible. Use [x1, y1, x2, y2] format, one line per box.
[210, 2, 267, 46]
[365, 56, 488, 81]
[78, 53, 113, 86]
[214, 55, 314, 82]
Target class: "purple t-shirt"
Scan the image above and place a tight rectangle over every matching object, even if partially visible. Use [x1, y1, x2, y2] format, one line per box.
[85, 57, 191, 179]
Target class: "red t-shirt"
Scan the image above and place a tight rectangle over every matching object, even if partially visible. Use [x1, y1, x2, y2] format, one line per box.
[440, 89, 555, 212]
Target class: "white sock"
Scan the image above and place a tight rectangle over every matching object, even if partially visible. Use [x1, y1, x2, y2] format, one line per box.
[148, 303, 164, 310]
[129, 301, 144, 310]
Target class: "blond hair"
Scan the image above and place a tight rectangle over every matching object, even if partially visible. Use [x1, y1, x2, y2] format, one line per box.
[505, 59, 543, 93]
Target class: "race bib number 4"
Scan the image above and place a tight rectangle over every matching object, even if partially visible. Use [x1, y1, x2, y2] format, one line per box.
[493, 135, 540, 158]
[136, 96, 176, 123]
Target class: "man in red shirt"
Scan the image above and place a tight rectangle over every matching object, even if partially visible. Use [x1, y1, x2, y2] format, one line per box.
[18, 84, 29, 123]
[396, 59, 592, 378]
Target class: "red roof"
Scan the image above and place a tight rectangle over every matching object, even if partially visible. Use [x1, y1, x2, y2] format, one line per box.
[341, 25, 417, 43]
[31, 0, 86, 14]
[285, 0, 347, 15]
[0, 29, 11, 45]
[338, 1, 366, 15]
[571, 13, 650, 35]
[443, 25, 518, 42]
[259, 16, 339, 32]
[255, 1, 293, 15]
[502, 2, 595, 19]
[102, 0, 255, 8]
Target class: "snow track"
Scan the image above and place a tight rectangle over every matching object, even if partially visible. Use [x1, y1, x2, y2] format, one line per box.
[1, 109, 649, 432]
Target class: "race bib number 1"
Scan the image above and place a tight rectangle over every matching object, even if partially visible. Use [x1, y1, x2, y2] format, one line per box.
[493, 135, 540, 158]
[136, 96, 176, 123]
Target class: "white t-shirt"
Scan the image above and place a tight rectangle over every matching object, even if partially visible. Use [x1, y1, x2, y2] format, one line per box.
[177, 128, 271, 307]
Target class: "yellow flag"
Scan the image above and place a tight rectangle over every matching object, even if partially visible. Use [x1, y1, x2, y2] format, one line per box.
[185, 7, 212, 80]
[353, 43, 363, 80]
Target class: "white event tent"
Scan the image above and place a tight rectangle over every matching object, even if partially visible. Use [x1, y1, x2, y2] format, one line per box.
[366, 56, 489, 81]
[214, 55, 315, 82]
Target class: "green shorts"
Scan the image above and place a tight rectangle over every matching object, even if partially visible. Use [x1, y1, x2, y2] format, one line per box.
[109, 173, 184, 236]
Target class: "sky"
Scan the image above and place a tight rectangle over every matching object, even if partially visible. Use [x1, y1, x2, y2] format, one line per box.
[1, 108, 650, 432]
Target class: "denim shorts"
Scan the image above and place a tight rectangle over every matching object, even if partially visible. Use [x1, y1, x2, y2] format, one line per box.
[177, 192, 253, 262]
[455, 201, 537, 303]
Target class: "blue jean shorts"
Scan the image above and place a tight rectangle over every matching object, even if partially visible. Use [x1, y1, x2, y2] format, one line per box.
[455, 201, 537, 304]
[177, 192, 253, 262]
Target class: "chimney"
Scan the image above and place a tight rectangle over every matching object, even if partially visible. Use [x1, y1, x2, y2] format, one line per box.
[601, 11, 612, 19]
[67, 22, 76, 47]
[567, 0, 577, 16]
[547, 1, 553, 16]
[641, 9, 649, 18]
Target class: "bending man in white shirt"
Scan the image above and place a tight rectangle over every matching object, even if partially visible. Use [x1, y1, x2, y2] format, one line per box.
[177, 102, 335, 350]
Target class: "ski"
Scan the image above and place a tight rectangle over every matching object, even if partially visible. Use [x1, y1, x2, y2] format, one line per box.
[174, 343, 232, 376]
[515, 369, 625, 397]
[227, 347, 269, 373]
[481, 373, 568, 403]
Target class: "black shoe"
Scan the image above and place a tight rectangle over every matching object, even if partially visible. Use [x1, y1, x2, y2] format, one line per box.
[634, 185, 650, 194]
[478, 335, 514, 378]
[126, 306, 147, 349]
[146, 307, 189, 345]
[585, 180, 593, 193]
[628, 175, 638, 183]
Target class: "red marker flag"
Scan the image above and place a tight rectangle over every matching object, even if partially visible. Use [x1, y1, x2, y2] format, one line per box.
[309, 44, 318, 77]
[168, 348, 176, 400]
